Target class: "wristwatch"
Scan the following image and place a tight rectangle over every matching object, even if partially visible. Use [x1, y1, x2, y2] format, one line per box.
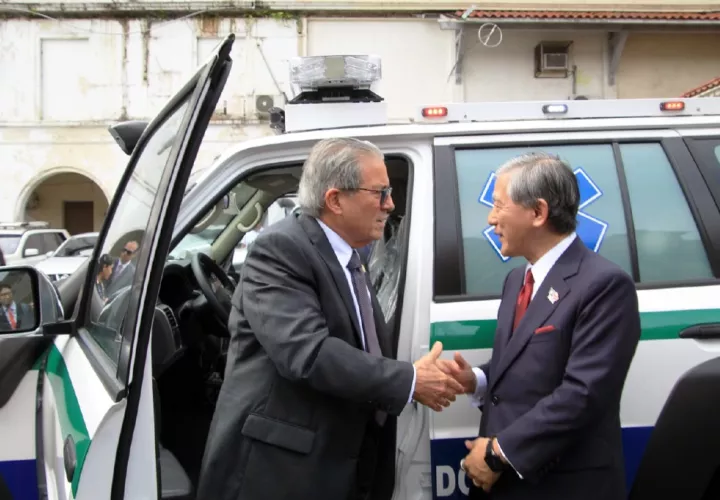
[485, 437, 509, 473]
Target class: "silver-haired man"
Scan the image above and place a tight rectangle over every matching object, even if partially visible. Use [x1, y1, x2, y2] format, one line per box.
[197, 137, 464, 500]
[446, 152, 641, 500]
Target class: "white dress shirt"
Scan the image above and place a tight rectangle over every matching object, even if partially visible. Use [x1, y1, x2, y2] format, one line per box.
[317, 219, 417, 404]
[469, 232, 577, 476]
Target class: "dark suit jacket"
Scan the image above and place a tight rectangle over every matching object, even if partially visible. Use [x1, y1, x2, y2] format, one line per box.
[196, 213, 414, 500]
[473, 237, 641, 500]
[0, 303, 35, 331]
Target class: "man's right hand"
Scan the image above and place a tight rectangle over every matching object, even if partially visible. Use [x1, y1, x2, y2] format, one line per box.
[413, 342, 465, 411]
[437, 352, 477, 395]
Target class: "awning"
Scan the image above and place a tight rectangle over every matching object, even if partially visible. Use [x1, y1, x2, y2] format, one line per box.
[442, 9, 720, 25]
[682, 76, 720, 98]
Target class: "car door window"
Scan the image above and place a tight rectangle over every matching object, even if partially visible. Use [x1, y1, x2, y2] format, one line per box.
[85, 99, 191, 368]
[620, 143, 713, 282]
[454, 144, 632, 296]
[42, 233, 61, 253]
[24, 234, 45, 256]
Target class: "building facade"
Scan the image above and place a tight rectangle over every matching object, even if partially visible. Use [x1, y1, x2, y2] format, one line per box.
[1, 1, 719, 232]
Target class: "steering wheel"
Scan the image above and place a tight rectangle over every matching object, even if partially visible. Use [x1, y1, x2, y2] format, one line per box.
[190, 252, 237, 326]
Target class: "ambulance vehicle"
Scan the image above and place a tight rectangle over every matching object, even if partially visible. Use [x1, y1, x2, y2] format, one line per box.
[2, 33, 720, 500]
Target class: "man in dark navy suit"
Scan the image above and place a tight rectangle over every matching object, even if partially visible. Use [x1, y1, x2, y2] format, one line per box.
[0, 283, 35, 331]
[446, 152, 641, 500]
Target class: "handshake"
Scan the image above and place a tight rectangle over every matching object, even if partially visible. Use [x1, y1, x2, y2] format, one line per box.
[411, 341, 476, 412]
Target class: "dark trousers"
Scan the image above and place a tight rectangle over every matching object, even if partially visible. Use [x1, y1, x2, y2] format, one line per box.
[352, 418, 396, 500]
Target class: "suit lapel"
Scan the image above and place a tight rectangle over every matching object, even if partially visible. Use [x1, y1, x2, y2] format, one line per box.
[499, 269, 524, 348]
[490, 239, 585, 391]
[297, 214, 365, 349]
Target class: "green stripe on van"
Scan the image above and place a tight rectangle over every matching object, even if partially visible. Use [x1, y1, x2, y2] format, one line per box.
[42, 345, 91, 497]
[430, 309, 720, 351]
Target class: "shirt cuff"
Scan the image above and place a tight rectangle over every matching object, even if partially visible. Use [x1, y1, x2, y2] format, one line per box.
[468, 367, 488, 407]
[495, 438, 523, 480]
[407, 366, 417, 404]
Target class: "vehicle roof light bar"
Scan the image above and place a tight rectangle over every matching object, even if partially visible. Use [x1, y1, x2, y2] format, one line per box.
[416, 97, 720, 123]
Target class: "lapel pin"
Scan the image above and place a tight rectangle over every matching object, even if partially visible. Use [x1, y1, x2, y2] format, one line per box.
[547, 287, 559, 304]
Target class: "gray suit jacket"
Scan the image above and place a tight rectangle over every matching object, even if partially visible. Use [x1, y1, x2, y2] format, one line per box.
[196, 213, 414, 500]
[106, 259, 135, 298]
[472, 237, 641, 500]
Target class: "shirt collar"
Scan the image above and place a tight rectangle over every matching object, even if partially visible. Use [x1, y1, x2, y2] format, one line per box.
[316, 218, 354, 268]
[526, 232, 577, 291]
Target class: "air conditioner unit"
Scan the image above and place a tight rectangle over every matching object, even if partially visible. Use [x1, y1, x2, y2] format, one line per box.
[535, 41, 572, 78]
[543, 52, 568, 71]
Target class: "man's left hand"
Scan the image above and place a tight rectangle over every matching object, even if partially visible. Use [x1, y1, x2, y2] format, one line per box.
[462, 437, 502, 493]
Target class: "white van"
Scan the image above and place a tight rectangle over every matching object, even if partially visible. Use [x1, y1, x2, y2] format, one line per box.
[2, 34, 720, 500]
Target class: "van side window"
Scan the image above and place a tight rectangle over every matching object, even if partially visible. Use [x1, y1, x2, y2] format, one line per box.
[454, 145, 632, 296]
[620, 143, 713, 282]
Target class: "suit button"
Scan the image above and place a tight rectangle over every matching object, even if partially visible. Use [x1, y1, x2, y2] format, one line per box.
[491, 395, 499, 406]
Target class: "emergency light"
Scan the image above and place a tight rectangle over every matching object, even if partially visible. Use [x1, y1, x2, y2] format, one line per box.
[289, 55, 382, 91]
[278, 55, 388, 134]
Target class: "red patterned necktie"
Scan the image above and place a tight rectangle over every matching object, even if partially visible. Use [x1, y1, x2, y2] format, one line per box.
[7, 308, 16, 329]
[513, 268, 534, 332]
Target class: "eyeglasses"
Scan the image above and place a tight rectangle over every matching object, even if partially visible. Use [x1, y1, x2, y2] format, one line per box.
[347, 187, 393, 206]
[122, 248, 135, 255]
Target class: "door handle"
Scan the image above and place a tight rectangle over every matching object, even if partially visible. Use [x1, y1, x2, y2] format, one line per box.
[679, 323, 720, 340]
[63, 434, 77, 483]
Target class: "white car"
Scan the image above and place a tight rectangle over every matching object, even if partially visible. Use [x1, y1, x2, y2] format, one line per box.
[34, 232, 98, 281]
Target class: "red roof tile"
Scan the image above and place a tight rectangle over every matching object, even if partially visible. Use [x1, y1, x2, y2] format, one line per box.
[682, 76, 720, 98]
[452, 10, 720, 21]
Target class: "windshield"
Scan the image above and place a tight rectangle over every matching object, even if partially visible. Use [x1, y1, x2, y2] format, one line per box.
[54, 234, 98, 257]
[168, 219, 233, 261]
[0, 236, 21, 254]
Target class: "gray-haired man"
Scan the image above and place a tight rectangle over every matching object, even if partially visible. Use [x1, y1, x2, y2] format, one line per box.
[197, 138, 463, 500]
[446, 152, 641, 499]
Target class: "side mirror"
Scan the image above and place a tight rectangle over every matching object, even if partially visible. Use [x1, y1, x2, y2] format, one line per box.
[0, 267, 41, 333]
[45, 251, 54, 257]
[24, 248, 40, 257]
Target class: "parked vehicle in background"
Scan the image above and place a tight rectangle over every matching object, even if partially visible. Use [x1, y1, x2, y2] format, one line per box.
[0, 222, 70, 267]
[34, 232, 99, 281]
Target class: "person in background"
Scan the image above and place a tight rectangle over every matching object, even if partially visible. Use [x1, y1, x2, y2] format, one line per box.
[105, 240, 138, 297]
[95, 253, 114, 303]
[0, 282, 34, 331]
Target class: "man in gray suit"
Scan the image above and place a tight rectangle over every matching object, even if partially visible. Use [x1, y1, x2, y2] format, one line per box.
[197, 138, 463, 500]
[447, 152, 641, 499]
[105, 240, 138, 298]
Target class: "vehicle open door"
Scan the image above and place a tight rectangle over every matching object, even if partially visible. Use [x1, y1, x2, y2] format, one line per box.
[30, 34, 235, 500]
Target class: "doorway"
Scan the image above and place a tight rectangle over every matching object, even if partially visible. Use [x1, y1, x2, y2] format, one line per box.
[64, 201, 94, 235]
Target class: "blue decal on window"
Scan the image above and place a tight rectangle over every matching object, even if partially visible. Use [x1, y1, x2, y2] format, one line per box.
[478, 167, 608, 260]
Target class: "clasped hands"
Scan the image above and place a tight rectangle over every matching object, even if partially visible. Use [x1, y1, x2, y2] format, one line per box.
[411, 341, 475, 411]
[412, 342, 503, 492]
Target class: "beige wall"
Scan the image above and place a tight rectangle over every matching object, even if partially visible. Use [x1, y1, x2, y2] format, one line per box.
[25, 173, 108, 230]
[307, 19, 455, 121]
[463, 30, 610, 101]
[617, 33, 720, 98]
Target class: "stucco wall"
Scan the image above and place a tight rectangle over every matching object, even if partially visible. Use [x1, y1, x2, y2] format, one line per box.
[617, 33, 720, 98]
